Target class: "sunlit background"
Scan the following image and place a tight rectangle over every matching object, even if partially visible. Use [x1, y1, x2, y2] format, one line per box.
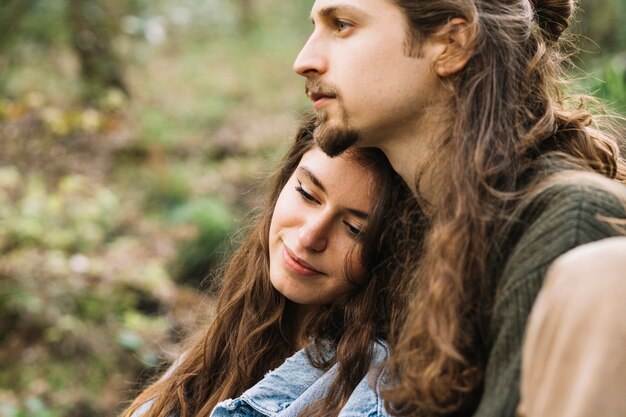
[0, 0, 624, 416]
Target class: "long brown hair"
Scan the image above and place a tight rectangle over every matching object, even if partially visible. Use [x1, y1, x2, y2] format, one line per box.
[384, 0, 626, 415]
[121, 114, 422, 417]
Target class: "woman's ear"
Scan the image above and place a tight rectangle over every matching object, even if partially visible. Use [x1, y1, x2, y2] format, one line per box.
[433, 18, 475, 77]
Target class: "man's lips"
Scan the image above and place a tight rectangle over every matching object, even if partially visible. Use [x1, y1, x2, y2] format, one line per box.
[307, 91, 336, 102]
[282, 245, 323, 276]
[305, 78, 338, 109]
[306, 86, 337, 109]
[308, 92, 336, 110]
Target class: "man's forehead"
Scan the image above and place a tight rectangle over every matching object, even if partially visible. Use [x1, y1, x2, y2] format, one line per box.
[310, 0, 402, 26]
[310, 0, 377, 16]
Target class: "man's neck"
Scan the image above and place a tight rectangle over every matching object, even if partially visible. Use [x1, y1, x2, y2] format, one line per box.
[377, 107, 452, 211]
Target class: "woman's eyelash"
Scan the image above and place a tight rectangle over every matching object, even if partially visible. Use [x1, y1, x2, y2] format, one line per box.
[295, 181, 365, 238]
[344, 221, 363, 237]
[295, 184, 316, 202]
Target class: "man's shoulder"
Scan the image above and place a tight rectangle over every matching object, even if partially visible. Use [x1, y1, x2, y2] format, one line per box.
[513, 170, 626, 232]
[493, 170, 626, 296]
[486, 171, 626, 368]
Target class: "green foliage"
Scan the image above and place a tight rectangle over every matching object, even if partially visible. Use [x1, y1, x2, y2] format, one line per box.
[570, 0, 626, 118]
[141, 163, 193, 210]
[582, 55, 626, 113]
[0, 1, 307, 416]
[0, 165, 184, 416]
[576, 0, 626, 56]
[168, 197, 236, 287]
[0, 0, 67, 49]
[0, 170, 119, 252]
[0, 0, 624, 416]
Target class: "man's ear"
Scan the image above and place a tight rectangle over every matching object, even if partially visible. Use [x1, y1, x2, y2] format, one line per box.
[433, 18, 475, 77]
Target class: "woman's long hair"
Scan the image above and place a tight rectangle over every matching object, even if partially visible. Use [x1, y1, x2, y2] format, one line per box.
[384, 0, 626, 415]
[121, 114, 423, 417]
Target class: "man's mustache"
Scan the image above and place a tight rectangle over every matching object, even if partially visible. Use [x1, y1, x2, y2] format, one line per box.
[305, 77, 339, 99]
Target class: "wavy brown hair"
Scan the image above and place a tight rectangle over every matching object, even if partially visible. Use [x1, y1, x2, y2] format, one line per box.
[383, 0, 626, 415]
[121, 114, 423, 417]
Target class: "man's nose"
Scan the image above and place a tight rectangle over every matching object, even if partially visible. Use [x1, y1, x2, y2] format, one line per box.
[293, 34, 328, 77]
[298, 213, 331, 252]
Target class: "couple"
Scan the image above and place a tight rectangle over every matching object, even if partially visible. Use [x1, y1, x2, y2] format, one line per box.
[125, 115, 421, 417]
[124, 0, 626, 416]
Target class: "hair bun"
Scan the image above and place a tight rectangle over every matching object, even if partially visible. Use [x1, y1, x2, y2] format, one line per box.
[533, 0, 574, 42]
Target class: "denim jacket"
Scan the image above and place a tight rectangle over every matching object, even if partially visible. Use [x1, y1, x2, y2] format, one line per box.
[210, 340, 391, 417]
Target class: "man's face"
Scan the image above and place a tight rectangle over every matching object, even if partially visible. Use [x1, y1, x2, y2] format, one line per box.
[293, 0, 441, 156]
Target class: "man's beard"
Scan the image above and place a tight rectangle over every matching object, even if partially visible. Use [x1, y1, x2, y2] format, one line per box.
[306, 77, 359, 157]
[313, 111, 360, 157]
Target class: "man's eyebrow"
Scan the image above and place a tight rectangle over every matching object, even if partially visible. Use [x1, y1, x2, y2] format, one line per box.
[297, 166, 369, 220]
[311, 5, 369, 22]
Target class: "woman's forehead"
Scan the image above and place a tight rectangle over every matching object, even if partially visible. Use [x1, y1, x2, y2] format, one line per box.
[297, 147, 378, 205]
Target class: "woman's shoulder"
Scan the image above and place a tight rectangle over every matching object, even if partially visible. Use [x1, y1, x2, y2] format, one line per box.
[210, 340, 391, 417]
[342, 340, 391, 417]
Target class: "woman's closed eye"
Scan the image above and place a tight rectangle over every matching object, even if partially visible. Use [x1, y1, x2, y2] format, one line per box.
[295, 182, 318, 204]
[344, 220, 364, 239]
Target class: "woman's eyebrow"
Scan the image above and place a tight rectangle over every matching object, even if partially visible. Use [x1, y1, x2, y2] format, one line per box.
[298, 166, 326, 192]
[347, 207, 369, 220]
[297, 166, 369, 220]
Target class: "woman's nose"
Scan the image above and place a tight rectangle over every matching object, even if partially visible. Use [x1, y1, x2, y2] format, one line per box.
[298, 214, 330, 252]
[293, 33, 328, 77]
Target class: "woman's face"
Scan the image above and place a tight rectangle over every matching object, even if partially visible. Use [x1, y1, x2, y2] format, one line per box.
[268, 147, 378, 306]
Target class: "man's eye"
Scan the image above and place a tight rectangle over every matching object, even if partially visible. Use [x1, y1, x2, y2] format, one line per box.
[295, 184, 316, 203]
[336, 20, 352, 32]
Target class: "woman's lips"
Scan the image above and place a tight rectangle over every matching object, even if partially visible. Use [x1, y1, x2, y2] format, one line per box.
[282, 245, 322, 276]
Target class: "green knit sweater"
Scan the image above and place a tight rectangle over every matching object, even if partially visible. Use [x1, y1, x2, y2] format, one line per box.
[473, 171, 626, 417]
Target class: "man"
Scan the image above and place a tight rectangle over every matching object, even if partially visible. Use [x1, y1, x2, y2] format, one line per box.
[293, 0, 626, 416]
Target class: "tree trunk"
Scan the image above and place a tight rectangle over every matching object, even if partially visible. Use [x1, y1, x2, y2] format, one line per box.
[235, 0, 254, 34]
[67, 0, 129, 102]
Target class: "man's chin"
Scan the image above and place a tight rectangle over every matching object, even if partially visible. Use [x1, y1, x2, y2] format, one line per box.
[313, 120, 359, 157]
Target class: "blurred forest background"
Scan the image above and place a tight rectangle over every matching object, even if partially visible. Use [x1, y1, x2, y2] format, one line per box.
[0, 0, 624, 416]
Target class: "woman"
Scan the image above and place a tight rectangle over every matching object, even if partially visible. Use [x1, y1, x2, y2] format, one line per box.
[121, 115, 422, 417]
